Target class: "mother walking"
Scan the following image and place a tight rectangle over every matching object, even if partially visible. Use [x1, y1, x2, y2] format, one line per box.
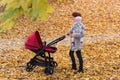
[68, 12, 85, 73]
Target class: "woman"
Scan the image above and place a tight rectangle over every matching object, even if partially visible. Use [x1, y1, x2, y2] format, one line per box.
[68, 12, 85, 73]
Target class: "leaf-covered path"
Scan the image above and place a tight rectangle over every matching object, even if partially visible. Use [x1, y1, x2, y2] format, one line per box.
[0, 32, 120, 52]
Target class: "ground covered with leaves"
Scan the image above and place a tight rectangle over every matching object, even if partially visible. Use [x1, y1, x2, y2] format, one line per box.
[0, 0, 120, 80]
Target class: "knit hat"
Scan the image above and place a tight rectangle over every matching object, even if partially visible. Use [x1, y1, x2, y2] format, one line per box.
[72, 12, 81, 17]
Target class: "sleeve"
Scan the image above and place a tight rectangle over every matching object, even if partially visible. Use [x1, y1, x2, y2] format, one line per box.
[67, 24, 74, 35]
[70, 25, 73, 33]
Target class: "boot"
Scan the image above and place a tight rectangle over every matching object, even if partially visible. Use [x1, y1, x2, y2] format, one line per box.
[77, 68, 84, 73]
[74, 67, 84, 74]
[72, 64, 77, 70]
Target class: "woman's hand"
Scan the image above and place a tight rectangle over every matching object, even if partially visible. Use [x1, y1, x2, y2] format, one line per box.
[66, 32, 74, 38]
[66, 32, 70, 36]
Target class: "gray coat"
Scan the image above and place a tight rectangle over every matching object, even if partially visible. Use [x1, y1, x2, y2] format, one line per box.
[70, 21, 85, 51]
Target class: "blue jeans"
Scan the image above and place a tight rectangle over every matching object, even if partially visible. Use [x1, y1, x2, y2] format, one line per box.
[69, 50, 83, 70]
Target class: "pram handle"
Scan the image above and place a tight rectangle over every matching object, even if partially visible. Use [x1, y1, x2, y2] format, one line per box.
[47, 35, 66, 46]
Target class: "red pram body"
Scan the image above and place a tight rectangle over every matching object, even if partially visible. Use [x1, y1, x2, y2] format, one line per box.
[25, 31, 57, 53]
[25, 31, 65, 75]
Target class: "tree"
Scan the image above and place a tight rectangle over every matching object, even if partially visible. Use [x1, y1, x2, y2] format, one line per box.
[0, 0, 53, 31]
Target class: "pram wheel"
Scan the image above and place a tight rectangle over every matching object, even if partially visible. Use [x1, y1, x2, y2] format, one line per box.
[44, 66, 54, 75]
[26, 62, 36, 72]
[50, 61, 58, 67]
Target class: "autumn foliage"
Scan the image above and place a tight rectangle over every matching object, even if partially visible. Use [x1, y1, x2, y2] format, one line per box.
[0, 0, 120, 80]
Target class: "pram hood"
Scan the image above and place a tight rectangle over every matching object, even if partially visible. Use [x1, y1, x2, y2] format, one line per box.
[25, 30, 66, 52]
[25, 31, 43, 50]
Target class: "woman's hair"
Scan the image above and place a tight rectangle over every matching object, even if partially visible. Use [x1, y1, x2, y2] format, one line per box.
[72, 12, 81, 17]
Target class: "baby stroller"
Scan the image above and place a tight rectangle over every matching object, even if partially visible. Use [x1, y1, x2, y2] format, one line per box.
[25, 31, 65, 75]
